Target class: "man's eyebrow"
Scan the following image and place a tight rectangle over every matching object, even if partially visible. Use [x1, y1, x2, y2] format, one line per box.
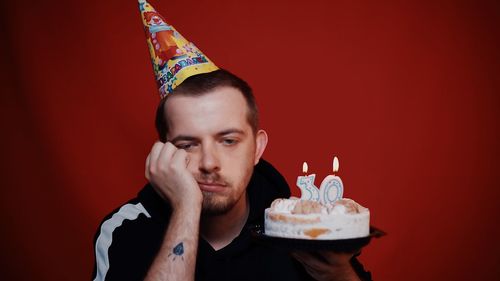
[216, 129, 246, 137]
[169, 135, 198, 143]
[169, 129, 246, 143]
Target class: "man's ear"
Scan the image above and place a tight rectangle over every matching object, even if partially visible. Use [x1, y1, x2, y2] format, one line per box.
[254, 129, 268, 165]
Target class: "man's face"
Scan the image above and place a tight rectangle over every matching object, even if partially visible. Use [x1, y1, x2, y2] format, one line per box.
[165, 86, 267, 215]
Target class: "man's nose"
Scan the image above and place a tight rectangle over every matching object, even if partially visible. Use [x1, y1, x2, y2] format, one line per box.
[199, 143, 220, 173]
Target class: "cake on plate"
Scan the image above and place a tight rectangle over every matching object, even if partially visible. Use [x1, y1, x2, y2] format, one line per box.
[264, 197, 370, 240]
[264, 157, 370, 240]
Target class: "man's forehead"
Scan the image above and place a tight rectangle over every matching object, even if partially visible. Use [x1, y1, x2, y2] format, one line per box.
[164, 86, 250, 136]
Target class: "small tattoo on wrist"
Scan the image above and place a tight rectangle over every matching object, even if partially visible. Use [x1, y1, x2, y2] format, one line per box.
[168, 242, 184, 261]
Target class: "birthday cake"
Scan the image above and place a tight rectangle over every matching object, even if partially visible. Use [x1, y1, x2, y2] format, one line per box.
[264, 197, 370, 240]
[264, 157, 370, 240]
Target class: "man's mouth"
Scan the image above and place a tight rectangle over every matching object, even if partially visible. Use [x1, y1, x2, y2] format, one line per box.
[197, 181, 227, 193]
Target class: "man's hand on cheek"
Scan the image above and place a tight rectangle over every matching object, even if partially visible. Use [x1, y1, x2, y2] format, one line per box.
[145, 141, 202, 210]
[291, 250, 362, 281]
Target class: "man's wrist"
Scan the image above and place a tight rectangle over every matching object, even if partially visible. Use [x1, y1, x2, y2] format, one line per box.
[171, 199, 202, 215]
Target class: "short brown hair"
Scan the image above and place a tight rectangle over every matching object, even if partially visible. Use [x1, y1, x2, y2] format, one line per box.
[155, 69, 259, 142]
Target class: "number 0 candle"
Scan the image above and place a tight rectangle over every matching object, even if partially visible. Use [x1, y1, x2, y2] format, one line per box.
[319, 156, 344, 205]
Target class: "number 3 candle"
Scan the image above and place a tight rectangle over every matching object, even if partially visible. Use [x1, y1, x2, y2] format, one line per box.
[296, 162, 320, 201]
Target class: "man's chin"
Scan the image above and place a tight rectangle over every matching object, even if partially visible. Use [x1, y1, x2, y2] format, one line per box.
[201, 193, 234, 216]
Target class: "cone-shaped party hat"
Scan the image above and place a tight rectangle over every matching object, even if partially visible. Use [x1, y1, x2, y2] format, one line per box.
[138, 0, 218, 98]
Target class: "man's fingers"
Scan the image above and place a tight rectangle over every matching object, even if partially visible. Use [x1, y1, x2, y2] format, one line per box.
[291, 251, 331, 272]
[145, 142, 163, 180]
[171, 148, 188, 168]
[148, 141, 165, 167]
[157, 142, 178, 170]
[147, 141, 176, 178]
[317, 250, 354, 266]
[291, 253, 315, 274]
[291, 252, 322, 271]
[145, 153, 152, 180]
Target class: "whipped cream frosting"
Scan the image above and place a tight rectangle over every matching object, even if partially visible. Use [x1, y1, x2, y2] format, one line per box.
[264, 198, 370, 240]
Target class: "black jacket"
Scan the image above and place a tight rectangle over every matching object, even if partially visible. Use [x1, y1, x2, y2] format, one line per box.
[92, 159, 371, 281]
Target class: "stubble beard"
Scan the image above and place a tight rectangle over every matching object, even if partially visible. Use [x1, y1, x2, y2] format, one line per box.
[199, 165, 254, 216]
[201, 191, 240, 216]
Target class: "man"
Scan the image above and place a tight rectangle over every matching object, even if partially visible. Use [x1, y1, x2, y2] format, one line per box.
[92, 69, 371, 281]
[93, 1, 371, 280]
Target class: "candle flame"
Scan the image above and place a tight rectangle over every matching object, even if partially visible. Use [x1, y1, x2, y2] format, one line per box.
[333, 156, 339, 173]
[302, 162, 308, 174]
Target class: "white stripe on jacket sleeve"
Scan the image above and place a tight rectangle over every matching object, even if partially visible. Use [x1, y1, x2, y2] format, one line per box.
[93, 203, 151, 281]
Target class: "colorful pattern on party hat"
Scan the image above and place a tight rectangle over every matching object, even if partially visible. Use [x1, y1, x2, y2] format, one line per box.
[138, 0, 218, 98]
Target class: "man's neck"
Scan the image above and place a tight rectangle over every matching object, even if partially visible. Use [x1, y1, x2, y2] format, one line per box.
[200, 193, 250, 251]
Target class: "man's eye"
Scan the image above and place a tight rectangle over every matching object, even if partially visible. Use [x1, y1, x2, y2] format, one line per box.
[176, 143, 196, 150]
[222, 138, 238, 145]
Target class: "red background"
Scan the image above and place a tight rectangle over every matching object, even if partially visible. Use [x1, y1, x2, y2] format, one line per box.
[1, 0, 499, 280]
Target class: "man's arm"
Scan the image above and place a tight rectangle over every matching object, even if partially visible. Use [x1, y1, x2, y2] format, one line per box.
[144, 204, 201, 281]
[144, 142, 203, 281]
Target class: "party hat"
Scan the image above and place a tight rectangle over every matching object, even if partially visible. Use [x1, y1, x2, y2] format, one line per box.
[138, 0, 219, 98]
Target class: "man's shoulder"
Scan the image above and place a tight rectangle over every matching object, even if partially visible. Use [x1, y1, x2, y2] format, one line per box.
[94, 184, 170, 240]
[92, 184, 168, 281]
[94, 188, 147, 240]
[97, 200, 152, 232]
[98, 186, 150, 222]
